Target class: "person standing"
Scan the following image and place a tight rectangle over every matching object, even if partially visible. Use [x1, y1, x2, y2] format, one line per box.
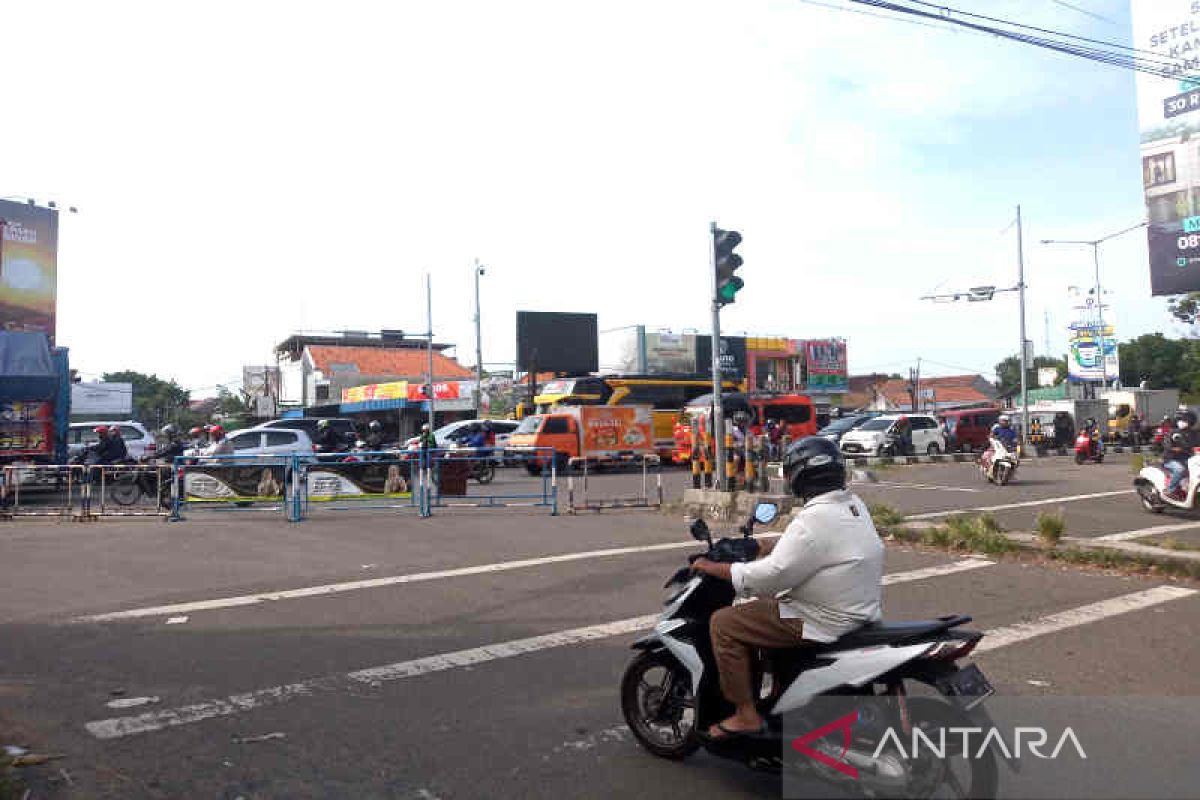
[1129, 413, 1143, 448]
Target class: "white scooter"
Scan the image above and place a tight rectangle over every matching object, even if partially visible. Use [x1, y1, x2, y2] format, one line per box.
[621, 503, 1012, 796]
[978, 437, 1020, 485]
[1134, 452, 1200, 513]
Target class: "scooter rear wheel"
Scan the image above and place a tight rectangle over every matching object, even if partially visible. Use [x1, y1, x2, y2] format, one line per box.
[621, 650, 700, 760]
[1137, 484, 1166, 514]
[902, 697, 998, 799]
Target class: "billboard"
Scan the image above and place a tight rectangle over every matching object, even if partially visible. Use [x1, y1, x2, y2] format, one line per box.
[644, 331, 697, 374]
[1134, 0, 1200, 295]
[71, 382, 133, 416]
[1067, 291, 1118, 382]
[516, 311, 599, 375]
[0, 201, 59, 341]
[803, 339, 848, 393]
[695, 335, 747, 382]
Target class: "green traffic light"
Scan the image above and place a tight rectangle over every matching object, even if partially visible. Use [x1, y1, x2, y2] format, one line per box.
[717, 276, 744, 303]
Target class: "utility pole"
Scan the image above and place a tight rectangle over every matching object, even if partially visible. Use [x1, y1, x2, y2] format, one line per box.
[710, 222, 726, 489]
[426, 274, 435, 434]
[1017, 205, 1030, 447]
[473, 259, 485, 418]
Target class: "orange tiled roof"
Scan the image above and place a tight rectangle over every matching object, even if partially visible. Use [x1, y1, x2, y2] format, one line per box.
[307, 345, 473, 379]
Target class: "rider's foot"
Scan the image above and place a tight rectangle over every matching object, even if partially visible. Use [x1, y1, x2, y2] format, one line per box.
[706, 711, 766, 740]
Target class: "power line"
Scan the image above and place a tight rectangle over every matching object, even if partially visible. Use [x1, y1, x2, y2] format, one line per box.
[1048, 0, 1117, 25]
[795, 0, 975, 35]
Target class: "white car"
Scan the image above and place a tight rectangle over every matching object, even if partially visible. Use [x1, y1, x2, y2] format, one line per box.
[404, 419, 520, 456]
[221, 427, 318, 459]
[839, 414, 947, 456]
[68, 421, 156, 461]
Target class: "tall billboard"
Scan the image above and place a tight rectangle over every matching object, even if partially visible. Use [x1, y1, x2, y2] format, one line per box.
[803, 339, 848, 393]
[1134, 0, 1200, 295]
[0, 201, 59, 341]
[1066, 289, 1118, 382]
[516, 311, 599, 375]
[695, 335, 747, 382]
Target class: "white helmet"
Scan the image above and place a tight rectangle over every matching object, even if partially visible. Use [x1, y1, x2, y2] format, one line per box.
[998, 414, 1011, 425]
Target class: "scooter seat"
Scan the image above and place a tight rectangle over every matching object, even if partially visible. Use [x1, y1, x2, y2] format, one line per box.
[814, 615, 973, 651]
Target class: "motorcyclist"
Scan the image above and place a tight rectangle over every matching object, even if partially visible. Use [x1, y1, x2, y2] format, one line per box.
[364, 420, 385, 450]
[464, 423, 488, 449]
[314, 419, 343, 453]
[187, 426, 208, 453]
[1162, 409, 1199, 500]
[204, 424, 233, 456]
[84, 425, 113, 464]
[689, 436, 883, 740]
[105, 425, 129, 463]
[1081, 417, 1102, 457]
[154, 424, 188, 462]
[989, 414, 1018, 455]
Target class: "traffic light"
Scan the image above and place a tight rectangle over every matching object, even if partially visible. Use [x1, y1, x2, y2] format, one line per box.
[713, 227, 744, 306]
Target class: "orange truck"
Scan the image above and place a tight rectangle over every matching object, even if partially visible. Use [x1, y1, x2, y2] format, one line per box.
[505, 405, 656, 475]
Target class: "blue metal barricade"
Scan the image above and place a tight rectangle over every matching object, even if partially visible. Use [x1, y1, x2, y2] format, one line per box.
[425, 446, 557, 515]
[171, 454, 300, 522]
[298, 451, 424, 517]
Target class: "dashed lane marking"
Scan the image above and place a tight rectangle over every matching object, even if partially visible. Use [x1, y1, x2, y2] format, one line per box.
[904, 490, 1131, 520]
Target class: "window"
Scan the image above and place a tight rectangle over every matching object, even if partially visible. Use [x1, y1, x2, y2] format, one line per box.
[265, 431, 297, 447]
[542, 416, 572, 434]
[231, 433, 261, 451]
[621, 383, 690, 410]
[912, 417, 937, 430]
[315, 385, 330, 401]
[1144, 152, 1176, 188]
[118, 425, 143, 440]
[764, 403, 812, 425]
[515, 416, 543, 434]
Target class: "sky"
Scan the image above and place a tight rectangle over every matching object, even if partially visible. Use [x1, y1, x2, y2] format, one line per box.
[1, 0, 1185, 400]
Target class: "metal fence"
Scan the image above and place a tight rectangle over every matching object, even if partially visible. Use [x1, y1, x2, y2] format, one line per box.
[1, 463, 173, 519]
[299, 451, 424, 517]
[565, 455, 663, 513]
[424, 447, 558, 515]
[171, 454, 299, 521]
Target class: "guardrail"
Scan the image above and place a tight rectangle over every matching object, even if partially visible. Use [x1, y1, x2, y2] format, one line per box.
[566, 454, 662, 513]
[426, 447, 557, 515]
[171, 454, 300, 522]
[1, 463, 173, 518]
[299, 451, 424, 517]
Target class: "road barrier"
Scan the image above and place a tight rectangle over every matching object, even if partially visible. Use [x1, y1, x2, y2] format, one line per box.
[426, 447, 557, 515]
[299, 452, 423, 517]
[1, 464, 86, 518]
[566, 454, 662, 513]
[171, 455, 300, 522]
[1, 463, 173, 519]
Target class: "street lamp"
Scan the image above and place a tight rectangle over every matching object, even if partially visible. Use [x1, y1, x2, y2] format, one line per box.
[1041, 221, 1147, 392]
[473, 259, 486, 418]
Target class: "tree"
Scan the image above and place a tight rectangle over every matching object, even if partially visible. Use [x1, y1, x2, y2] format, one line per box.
[1117, 333, 1200, 392]
[1168, 292, 1200, 327]
[101, 370, 191, 427]
[994, 355, 1066, 396]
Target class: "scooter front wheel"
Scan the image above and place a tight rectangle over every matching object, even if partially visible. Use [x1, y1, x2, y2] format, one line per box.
[1137, 483, 1166, 514]
[1074, 452, 1086, 465]
[621, 650, 700, 760]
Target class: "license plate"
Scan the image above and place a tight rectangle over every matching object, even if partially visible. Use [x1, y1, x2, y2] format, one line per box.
[937, 664, 995, 709]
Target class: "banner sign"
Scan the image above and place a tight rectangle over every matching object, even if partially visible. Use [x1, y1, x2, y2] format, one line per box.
[0, 400, 52, 456]
[580, 406, 654, 458]
[695, 335, 747, 381]
[644, 331, 698, 374]
[306, 461, 413, 500]
[1067, 292, 1119, 382]
[803, 339, 848, 393]
[184, 464, 290, 501]
[342, 381, 408, 403]
[407, 381, 462, 401]
[71, 382, 133, 416]
[0, 201, 59, 341]
[1134, 0, 1200, 295]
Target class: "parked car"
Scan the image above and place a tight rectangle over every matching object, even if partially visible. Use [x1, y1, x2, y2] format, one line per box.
[68, 421, 156, 461]
[221, 427, 318, 459]
[938, 408, 1001, 452]
[839, 413, 947, 456]
[815, 412, 880, 444]
[259, 417, 358, 443]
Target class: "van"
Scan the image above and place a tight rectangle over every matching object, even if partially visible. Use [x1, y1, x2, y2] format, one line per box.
[505, 406, 654, 474]
[937, 408, 1000, 453]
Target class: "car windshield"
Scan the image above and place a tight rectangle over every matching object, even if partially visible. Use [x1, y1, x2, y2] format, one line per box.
[514, 416, 542, 434]
[858, 418, 894, 432]
[819, 417, 861, 434]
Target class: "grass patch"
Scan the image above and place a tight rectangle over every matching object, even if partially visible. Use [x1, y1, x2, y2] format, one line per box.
[869, 503, 906, 529]
[1035, 509, 1066, 546]
[1130, 454, 1146, 474]
[1156, 536, 1198, 552]
[1045, 546, 1200, 581]
[893, 514, 1018, 556]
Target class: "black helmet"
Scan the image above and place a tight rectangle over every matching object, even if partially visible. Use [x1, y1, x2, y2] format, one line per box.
[782, 436, 846, 499]
[1176, 408, 1197, 428]
[368, 420, 382, 432]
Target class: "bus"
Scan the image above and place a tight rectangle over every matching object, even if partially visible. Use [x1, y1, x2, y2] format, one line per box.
[534, 374, 744, 457]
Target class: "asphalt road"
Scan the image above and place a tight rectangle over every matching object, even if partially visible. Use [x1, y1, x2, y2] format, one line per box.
[2, 456, 1198, 798]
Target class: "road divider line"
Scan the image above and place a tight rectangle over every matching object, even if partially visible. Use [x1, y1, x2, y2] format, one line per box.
[83, 559, 993, 740]
[871, 482, 980, 493]
[1092, 522, 1200, 543]
[904, 490, 1131, 521]
[77, 536, 783, 623]
[975, 586, 1197, 653]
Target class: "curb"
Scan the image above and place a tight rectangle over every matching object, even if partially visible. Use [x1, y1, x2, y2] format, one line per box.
[763, 445, 1156, 471]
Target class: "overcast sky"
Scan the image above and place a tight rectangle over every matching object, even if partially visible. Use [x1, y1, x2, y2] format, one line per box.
[3, 0, 1180, 399]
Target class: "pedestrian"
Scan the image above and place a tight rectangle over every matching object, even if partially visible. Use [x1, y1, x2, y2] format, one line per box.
[893, 416, 913, 456]
[1129, 413, 1143, 447]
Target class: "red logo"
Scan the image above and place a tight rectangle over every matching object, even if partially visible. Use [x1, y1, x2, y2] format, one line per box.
[791, 711, 859, 779]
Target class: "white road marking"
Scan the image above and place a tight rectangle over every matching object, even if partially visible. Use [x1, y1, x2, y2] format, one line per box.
[1092, 522, 1200, 543]
[904, 489, 1131, 520]
[165, 616, 188, 625]
[77, 535, 781, 624]
[975, 586, 1197, 653]
[871, 482, 980, 493]
[105, 696, 159, 710]
[83, 559, 991, 740]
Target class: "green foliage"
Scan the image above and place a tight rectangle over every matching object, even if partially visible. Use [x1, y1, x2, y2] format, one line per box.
[1117, 333, 1200, 393]
[994, 354, 1066, 396]
[1035, 510, 1066, 546]
[101, 370, 193, 427]
[929, 515, 1017, 555]
[869, 503, 906, 528]
[1168, 292, 1200, 327]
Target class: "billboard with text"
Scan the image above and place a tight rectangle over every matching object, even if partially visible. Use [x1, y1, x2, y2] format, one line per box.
[0, 201, 59, 341]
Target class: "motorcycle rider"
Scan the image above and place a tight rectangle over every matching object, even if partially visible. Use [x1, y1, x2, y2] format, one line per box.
[154, 424, 188, 462]
[204, 424, 233, 456]
[364, 420, 386, 450]
[314, 419, 343, 453]
[689, 437, 883, 740]
[1162, 409, 1199, 500]
[1081, 417, 1102, 458]
[187, 426, 208, 453]
[105, 425, 129, 463]
[989, 414, 1018, 455]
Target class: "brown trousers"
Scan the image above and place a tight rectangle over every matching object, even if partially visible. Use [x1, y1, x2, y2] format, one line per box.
[710, 598, 807, 706]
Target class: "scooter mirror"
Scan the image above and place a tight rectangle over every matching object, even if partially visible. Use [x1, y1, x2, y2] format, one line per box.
[689, 518, 711, 542]
[753, 502, 778, 525]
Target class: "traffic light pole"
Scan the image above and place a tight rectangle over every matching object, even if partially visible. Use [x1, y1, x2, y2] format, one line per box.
[709, 221, 727, 490]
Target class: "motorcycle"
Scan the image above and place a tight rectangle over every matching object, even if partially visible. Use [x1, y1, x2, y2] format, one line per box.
[978, 438, 1019, 485]
[1134, 451, 1200, 513]
[621, 502, 1007, 796]
[1073, 431, 1104, 465]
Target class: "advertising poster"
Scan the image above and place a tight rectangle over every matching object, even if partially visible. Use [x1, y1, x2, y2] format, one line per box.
[644, 331, 697, 374]
[803, 339, 848, 393]
[71, 382, 133, 416]
[1067, 291, 1119, 382]
[1133, 0, 1200, 295]
[184, 464, 290, 501]
[0, 400, 52, 456]
[0, 201, 59, 341]
[342, 381, 408, 403]
[307, 461, 413, 500]
[580, 407, 653, 458]
[695, 335, 747, 382]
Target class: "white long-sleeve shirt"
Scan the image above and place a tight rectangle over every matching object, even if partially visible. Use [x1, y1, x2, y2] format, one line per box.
[730, 490, 883, 642]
